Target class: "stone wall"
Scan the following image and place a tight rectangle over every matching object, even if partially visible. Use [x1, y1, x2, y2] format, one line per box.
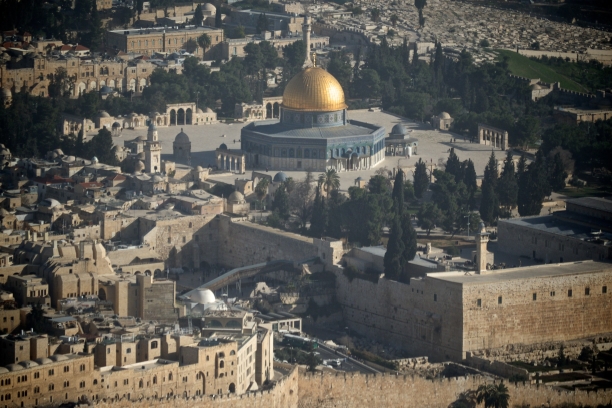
[216, 216, 320, 268]
[497, 218, 609, 263]
[89, 366, 299, 408]
[297, 372, 612, 408]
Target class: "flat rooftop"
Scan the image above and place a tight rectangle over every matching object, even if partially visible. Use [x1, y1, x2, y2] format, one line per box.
[427, 260, 612, 285]
[567, 197, 612, 214]
[498, 215, 612, 242]
[109, 26, 219, 36]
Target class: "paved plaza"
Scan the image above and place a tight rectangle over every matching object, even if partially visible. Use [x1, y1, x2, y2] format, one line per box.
[114, 109, 509, 190]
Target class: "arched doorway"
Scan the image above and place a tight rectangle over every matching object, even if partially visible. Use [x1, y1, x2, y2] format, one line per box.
[186, 108, 192, 125]
[266, 103, 272, 119]
[273, 102, 280, 118]
[229, 383, 235, 393]
[177, 109, 185, 125]
[99, 287, 107, 301]
[170, 110, 177, 125]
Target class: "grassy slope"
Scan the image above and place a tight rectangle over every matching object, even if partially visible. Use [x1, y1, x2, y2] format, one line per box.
[495, 49, 588, 93]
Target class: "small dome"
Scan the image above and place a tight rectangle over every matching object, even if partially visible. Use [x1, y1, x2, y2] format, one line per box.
[153, 111, 161, 116]
[190, 288, 215, 304]
[36, 357, 53, 365]
[112, 121, 121, 128]
[0, 367, 8, 374]
[65, 155, 76, 162]
[0, 208, 10, 216]
[53, 148, 64, 155]
[151, 175, 164, 182]
[99, 85, 113, 94]
[41, 198, 61, 208]
[531, 84, 543, 90]
[49, 355, 69, 362]
[391, 123, 407, 135]
[129, 112, 138, 118]
[479, 221, 486, 233]
[203, 3, 216, 12]
[136, 135, 147, 141]
[273, 172, 287, 183]
[1, 88, 11, 97]
[136, 152, 146, 160]
[195, 165, 204, 171]
[196, 108, 204, 114]
[440, 112, 451, 119]
[134, 160, 145, 172]
[219, 143, 227, 150]
[98, 110, 111, 118]
[148, 122, 157, 131]
[205, 107, 214, 113]
[0, 148, 10, 155]
[6, 364, 23, 372]
[228, 191, 244, 203]
[174, 128, 190, 143]
[19, 360, 38, 368]
[92, 156, 99, 163]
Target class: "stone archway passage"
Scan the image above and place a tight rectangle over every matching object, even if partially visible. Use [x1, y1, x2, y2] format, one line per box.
[170, 110, 177, 126]
[186, 108, 193, 125]
[266, 103, 272, 119]
[273, 102, 280, 118]
[178, 108, 185, 126]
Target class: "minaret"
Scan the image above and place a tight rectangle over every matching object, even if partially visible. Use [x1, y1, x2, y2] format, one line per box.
[144, 122, 162, 173]
[302, 15, 312, 67]
[476, 222, 490, 274]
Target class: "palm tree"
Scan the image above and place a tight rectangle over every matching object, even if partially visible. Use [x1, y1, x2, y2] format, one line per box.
[255, 178, 270, 211]
[197, 33, 212, 58]
[449, 390, 477, 408]
[318, 169, 340, 197]
[476, 382, 510, 408]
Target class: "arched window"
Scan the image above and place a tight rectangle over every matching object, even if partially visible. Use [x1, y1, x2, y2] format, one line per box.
[168, 373, 173, 381]
[229, 350, 236, 356]
[139, 380, 143, 388]
[219, 361, 224, 368]
[289, 148, 295, 158]
[304, 149, 310, 158]
[153, 376, 157, 384]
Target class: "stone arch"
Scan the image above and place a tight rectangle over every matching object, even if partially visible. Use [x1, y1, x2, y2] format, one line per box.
[108, 79, 115, 89]
[100, 80, 106, 87]
[129, 78, 136, 92]
[139, 78, 146, 91]
[273, 102, 280, 118]
[229, 383, 235, 393]
[177, 108, 185, 126]
[170, 110, 177, 125]
[266, 103, 272, 119]
[99, 287, 107, 300]
[89, 81, 97, 91]
[77, 82, 86, 95]
[186, 108, 192, 125]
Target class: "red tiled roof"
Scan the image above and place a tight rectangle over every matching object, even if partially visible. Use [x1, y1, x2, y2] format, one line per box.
[73, 44, 89, 51]
[108, 174, 126, 181]
[32, 175, 74, 185]
[79, 182, 103, 188]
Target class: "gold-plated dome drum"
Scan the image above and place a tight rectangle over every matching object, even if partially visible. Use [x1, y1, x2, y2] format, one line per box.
[282, 67, 347, 112]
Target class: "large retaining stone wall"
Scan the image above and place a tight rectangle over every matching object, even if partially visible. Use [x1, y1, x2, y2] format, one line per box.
[297, 372, 612, 408]
[89, 367, 299, 408]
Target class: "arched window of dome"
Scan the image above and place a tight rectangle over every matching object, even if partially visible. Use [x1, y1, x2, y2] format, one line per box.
[289, 148, 295, 158]
[304, 149, 310, 158]
[281, 149, 287, 158]
[334, 149, 339, 157]
[313, 150, 318, 159]
[296, 148, 302, 158]
[341, 148, 345, 156]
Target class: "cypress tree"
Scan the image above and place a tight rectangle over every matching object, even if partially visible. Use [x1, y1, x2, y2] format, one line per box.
[445, 148, 462, 182]
[383, 214, 404, 281]
[413, 158, 429, 198]
[271, 184, 290, 219]
[480, 151, 499, 223]
[309, 189, 327, 237]
[392, 169, 404, 213]
[497, 151, 518, 213]
[400, 210, 417, 266]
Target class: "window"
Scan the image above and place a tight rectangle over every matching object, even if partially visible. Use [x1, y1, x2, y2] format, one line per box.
[49, 369, 54, 375]
[123, 379, 129, 385]
[568, 289, 573, 297]
[80, 364, 85, 372]
[93, 379, 98, 385]
[34, 372, 39, 379]
[63, 366, 70, 373]
[550, 291, 556, 296]
[533, 293, 537, 301]
[126, 348, 132, 354]
[476, 299, 481, 307]
[151, 341, 158, 349]
[433, 294, 437, 302]
[34, 386, 39, 394]
[498, 296, 502, 304]
[168, 373, 173, 381]
[153, 376, 157, 385]
[79, 381, 86, 389]
[604, 286, 608, 294]
[63, 380, 69, 387]
[49, 384, 54, 391]
[585, 287, 590, 296]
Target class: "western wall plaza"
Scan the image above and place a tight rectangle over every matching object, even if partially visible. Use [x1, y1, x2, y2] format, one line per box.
[1, 0, 612, 406]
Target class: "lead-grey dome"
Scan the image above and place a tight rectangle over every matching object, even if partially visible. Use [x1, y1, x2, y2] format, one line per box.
[273, 172, 287, 183]
[175, 128, 190, 143]
[391, 123, 407, 135]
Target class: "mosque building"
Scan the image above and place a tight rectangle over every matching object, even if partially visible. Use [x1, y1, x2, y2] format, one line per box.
[238, 17, 386, 173]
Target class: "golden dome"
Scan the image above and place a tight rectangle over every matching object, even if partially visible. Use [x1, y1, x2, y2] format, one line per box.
[282, 67, 347, 112]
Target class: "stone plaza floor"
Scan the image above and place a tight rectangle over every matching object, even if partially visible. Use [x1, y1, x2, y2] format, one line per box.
[113, 109, 518, 191]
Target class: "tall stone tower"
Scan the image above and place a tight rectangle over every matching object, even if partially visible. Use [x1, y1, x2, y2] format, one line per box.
[476, 221, 490, 274]
[302, 15, 312, 67]
[144, 122, 162, 173]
